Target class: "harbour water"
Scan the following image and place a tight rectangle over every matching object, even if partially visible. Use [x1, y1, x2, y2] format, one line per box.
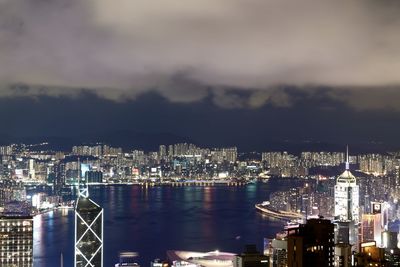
[33, 182, 289, 266]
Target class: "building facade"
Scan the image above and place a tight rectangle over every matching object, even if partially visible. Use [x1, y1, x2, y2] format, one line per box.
[74, 177, 104, 267]
[75, 196, 103, 267]
[0, 205, 33, 267]
[334, 169, 359, 223]
[287, 218, 335, 267]
[334, 151, 360, 249]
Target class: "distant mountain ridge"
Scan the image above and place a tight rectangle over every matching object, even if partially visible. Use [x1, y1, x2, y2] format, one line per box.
[0, 131, 193, 152]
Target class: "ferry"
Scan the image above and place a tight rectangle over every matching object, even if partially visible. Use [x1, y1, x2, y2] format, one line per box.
[255, 201, 303, 221]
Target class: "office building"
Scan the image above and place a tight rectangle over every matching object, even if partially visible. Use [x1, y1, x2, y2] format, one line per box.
[361, 213, 383, 246]
[371, 201, 389, 231]
[334, 243, 351, 267]
[233, 245, 269, 267]
[85, 171, 103, 184]
[287, 218, 335, 267]
[0, 201, 33, 267]
[74, 178, 103, 267]
[334, 148, 359, 248]
[355, 242, 386, 267]
[266, 237, 288, 267]
[382, 231, 398, 249]
[334, 152, 359, 223]
[335, 221, 352, 244]
[159, 145, 167, 161]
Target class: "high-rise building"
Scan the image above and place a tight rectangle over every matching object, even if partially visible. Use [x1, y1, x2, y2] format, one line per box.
[28, 159, 35, 180]
[356, 242, 386, 266]
[334, 243, 351, 267]
[233, 245, 269, 267]
[361, 213, 383, 246]
[334, 148, 359, 248]
[381, 231, 400, 265]
[159, 145, 167, 161]
[371, 201, 389, 231]
[54, 162, 66, 195]
[167, 145, 174, 159]
[334, 162, 359, 222]
[0, 201, 33, 267]
[0, 182, 13, 207]
[266, 237, 288, 267]
[382, 231, 398, 249]
[74, 178, 103, 267]
[287, 218, 335, 267]
[0, 145, 13, 155]
[85, 171, 103, 184]
[72, 145, 103, 157]
[334, 221, 356, 245]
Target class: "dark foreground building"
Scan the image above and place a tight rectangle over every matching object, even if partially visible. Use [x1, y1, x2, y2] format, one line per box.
[287, 218, 335, 267]
[234, 244, 269, 267]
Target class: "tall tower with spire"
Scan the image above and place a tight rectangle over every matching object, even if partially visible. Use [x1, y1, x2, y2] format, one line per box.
[334, 146, 359, 223]
[334, 146, 360, 248]
[74, 161, 104, 267]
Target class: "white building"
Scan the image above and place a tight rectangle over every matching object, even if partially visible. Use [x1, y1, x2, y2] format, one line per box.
[334, 169, 359, 223]
[75, 181, 103, 267]
[334, 148, 360, 249]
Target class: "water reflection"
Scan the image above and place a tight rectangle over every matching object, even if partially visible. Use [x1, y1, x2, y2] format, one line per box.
[34, 183, 283, 267]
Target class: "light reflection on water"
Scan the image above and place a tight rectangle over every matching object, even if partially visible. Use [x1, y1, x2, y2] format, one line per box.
[34, 183, 284, 267]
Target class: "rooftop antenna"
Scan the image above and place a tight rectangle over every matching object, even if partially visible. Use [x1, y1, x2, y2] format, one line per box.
[345, 145, 350, 170]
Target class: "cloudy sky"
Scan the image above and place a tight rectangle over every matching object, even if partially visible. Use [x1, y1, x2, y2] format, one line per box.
[1, 0, 400, 150]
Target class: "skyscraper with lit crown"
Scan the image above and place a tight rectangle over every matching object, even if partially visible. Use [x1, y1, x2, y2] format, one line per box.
[334, 147, 360, 247]
[74, 166, 103, 267]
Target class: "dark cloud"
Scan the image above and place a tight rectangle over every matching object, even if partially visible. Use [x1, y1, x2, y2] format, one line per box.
[0, 90, 400, 151]
[1, 0, 400, 110]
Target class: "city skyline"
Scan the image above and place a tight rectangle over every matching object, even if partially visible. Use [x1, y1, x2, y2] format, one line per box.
[1, 138, 400, 265]
[2, 0, 400, 266]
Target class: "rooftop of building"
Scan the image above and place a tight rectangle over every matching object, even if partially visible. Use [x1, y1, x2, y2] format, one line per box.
[0, 215, 33, 220]
[337, 170, 356, 184]
[1, 200, 32, 217]
[76, 195, 102, 212]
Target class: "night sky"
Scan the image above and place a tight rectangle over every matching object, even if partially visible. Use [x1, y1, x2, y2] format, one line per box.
[1, 0, 400, 151]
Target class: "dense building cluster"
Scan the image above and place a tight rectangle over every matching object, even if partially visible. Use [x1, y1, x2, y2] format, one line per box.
[0, 143, 240, 187]
[2, 143, 400, 266]
[264, 152, 400, 267]
[1, 143, 400, 190]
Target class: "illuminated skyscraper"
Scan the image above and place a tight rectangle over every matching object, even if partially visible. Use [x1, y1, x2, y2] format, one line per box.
[74, 174, 103, 267]
[0, 201, 33, 267]
[334, 147, 360, 248]
[361, 213, 382, 245]
[334, 150, 359, 223]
